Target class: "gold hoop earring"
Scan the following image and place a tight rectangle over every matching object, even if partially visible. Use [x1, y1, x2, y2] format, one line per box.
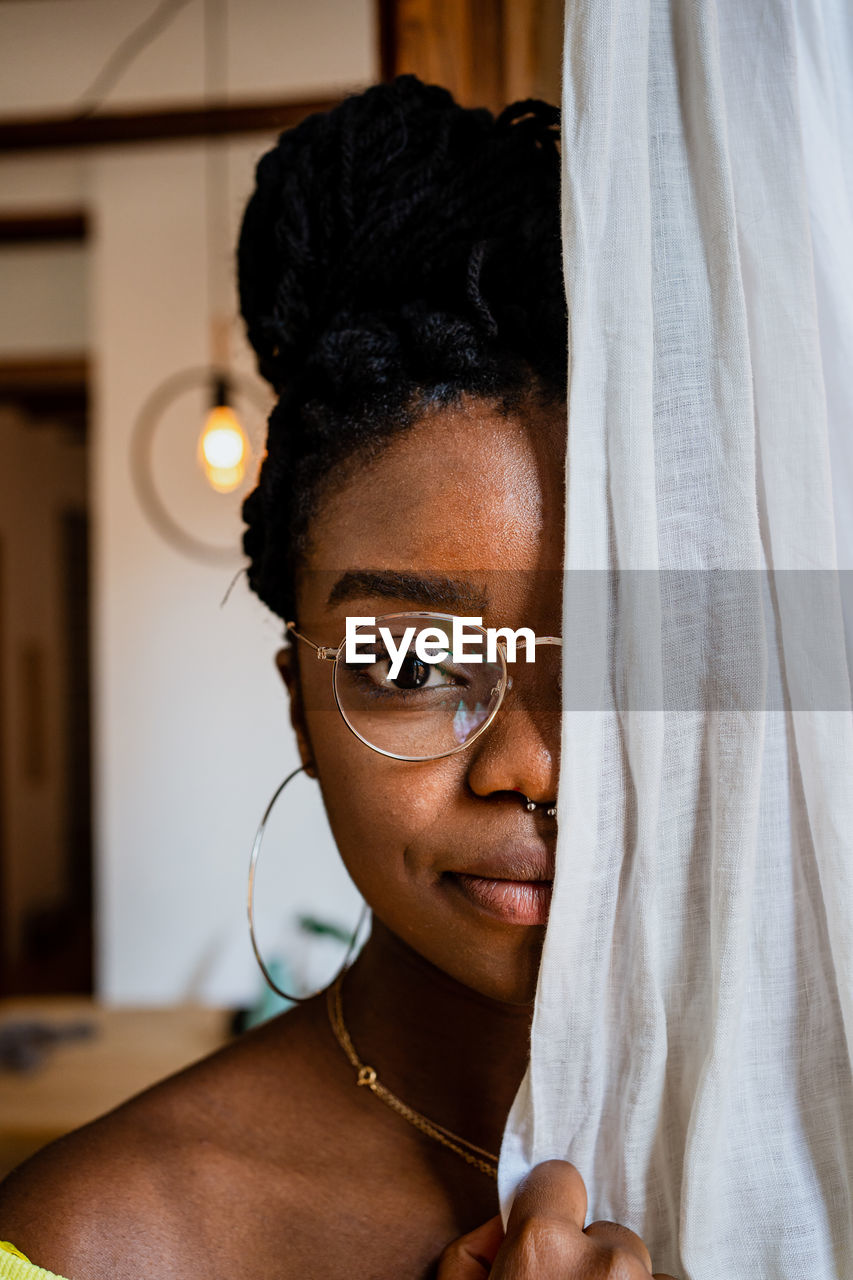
[247, 763, 369, 1003]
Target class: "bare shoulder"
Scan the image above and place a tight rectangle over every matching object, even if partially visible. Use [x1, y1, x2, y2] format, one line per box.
[0, 1103, 186, 1279]
[0, 1001, 335, 1280]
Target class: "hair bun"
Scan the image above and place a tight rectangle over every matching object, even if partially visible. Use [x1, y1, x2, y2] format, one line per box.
[237, 75, 559, 394]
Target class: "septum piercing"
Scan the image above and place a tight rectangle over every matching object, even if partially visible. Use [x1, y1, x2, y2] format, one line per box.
[523, 795, 557, 818]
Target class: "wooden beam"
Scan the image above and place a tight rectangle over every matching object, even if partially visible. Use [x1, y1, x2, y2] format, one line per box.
[0, 356, 87, 388]
[0, 95, 347, 154]
[378, 0, 400, 83]
[0, 357, 88, 436]
[0, 211, 87, 244]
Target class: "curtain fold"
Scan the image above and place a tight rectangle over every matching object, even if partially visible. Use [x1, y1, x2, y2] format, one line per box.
[499, 1, 853, 1274]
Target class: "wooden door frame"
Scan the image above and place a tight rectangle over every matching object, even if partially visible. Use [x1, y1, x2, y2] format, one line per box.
[378, 0, 562, 113]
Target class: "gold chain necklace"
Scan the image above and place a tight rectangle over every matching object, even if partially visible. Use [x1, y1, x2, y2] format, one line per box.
[326, 971, 499, 1181]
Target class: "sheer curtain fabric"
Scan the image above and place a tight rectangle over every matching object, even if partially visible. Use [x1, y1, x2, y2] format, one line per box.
[499, 1, 853, 1276]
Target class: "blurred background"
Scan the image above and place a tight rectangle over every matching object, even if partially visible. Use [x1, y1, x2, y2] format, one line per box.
[0, 0, 560, 1175]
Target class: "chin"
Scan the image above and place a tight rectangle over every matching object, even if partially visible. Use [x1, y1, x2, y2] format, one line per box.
[437, 928, 545, 1006]
[354, 873, 548, 1005]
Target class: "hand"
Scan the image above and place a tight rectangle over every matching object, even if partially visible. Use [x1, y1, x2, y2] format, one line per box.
[437, 1161, 677, 1279]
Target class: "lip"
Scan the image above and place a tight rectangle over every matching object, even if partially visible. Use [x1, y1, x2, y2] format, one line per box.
[446, 873, 553, 925]
[447, 840, 555, 883]
[440, 838, 555, 926]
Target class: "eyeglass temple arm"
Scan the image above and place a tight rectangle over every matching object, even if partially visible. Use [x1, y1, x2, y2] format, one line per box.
[285, 621, 338, 661]
[513, 635, 562, 651]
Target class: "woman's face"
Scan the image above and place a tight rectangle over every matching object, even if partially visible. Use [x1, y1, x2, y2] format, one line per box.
[282, 395, 565, 1004]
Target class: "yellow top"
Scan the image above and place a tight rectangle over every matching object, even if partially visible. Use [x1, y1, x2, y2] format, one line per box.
[0, 1242, 69, 1280]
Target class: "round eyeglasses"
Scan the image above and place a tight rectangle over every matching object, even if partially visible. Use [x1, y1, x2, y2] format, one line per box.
[286, 611, 561, 762]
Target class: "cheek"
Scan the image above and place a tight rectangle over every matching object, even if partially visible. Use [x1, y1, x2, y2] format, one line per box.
[303, 701, 456, 892]
[294, 656, 547, 1002]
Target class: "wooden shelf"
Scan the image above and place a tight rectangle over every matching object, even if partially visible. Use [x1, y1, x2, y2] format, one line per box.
[0, 997, 231, 1179]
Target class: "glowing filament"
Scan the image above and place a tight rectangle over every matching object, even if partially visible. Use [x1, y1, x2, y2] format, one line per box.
[198, 405, 248, 493]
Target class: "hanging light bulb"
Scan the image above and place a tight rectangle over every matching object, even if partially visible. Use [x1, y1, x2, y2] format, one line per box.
[198, 376, 249, 493]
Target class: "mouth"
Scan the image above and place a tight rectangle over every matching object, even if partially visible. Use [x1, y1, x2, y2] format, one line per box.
[445, 873, 553, 925]
[441, 843, 555, 926]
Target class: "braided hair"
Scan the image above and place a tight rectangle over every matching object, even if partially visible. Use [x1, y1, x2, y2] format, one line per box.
[238, 74, 565, 623]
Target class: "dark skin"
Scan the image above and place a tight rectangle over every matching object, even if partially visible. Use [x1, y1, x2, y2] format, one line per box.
[0, 395, 672, 1279]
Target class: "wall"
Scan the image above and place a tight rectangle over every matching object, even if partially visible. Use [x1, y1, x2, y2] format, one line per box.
[0, 244, 88, 355]
[0, 0, 373, 113]
[0, 0, 377, 1003]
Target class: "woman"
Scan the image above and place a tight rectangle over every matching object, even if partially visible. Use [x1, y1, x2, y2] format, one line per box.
[0, 77, 673, 1279]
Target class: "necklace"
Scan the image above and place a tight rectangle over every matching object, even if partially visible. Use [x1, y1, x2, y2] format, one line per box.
[326, 971, 499, 1181]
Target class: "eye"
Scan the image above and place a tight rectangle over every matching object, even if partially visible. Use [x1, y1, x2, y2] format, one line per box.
[388, 653, 439, 690]
[372, 652, 456, 691]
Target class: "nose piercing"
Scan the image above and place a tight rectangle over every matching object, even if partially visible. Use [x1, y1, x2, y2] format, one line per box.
[522, 795, 557, 818]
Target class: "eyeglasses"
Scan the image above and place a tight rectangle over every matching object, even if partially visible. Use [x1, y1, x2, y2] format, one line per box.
[286, 611, 561, 762]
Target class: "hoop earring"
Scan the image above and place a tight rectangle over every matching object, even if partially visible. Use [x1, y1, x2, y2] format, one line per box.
[247, 763, 368, 1003]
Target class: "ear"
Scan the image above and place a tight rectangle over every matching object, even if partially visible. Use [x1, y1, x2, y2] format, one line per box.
[275, 647, 317, 778]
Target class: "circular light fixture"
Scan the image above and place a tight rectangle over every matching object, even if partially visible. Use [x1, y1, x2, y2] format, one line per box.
[129, 6, 273, 565]
[130, 366, 270, 565]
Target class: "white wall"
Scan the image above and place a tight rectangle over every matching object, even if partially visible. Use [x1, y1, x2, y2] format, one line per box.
[0, 0, 374, 113]
[0, 245, 88, 354]
[0, 0, 377, 1003]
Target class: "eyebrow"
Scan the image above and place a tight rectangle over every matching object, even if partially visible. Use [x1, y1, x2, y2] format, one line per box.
[326, 570, 489, 613]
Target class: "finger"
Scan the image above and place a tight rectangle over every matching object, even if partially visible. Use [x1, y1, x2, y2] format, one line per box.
[504, 1159, 588, 1237]
[584, 1220, 652, 1272]
[493, 1162, 588, 1279]
[436, 1215, 505, 1278]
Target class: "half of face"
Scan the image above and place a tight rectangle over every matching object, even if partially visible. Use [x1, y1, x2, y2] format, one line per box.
[278, 394, 566, 1005]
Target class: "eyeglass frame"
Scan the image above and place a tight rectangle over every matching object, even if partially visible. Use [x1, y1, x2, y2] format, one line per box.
[285, 611, 562, 762]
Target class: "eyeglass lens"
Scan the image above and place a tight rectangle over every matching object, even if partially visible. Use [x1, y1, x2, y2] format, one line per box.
[332, 614, 505, 760]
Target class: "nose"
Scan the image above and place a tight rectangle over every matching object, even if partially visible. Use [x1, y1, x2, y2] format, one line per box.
[465, 653, 561, 807]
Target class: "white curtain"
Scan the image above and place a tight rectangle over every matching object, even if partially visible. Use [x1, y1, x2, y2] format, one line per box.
[499, 1, 853, 1275]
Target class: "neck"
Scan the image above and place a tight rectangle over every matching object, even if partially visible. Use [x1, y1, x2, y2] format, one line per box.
[339, 919, 533, 1156]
